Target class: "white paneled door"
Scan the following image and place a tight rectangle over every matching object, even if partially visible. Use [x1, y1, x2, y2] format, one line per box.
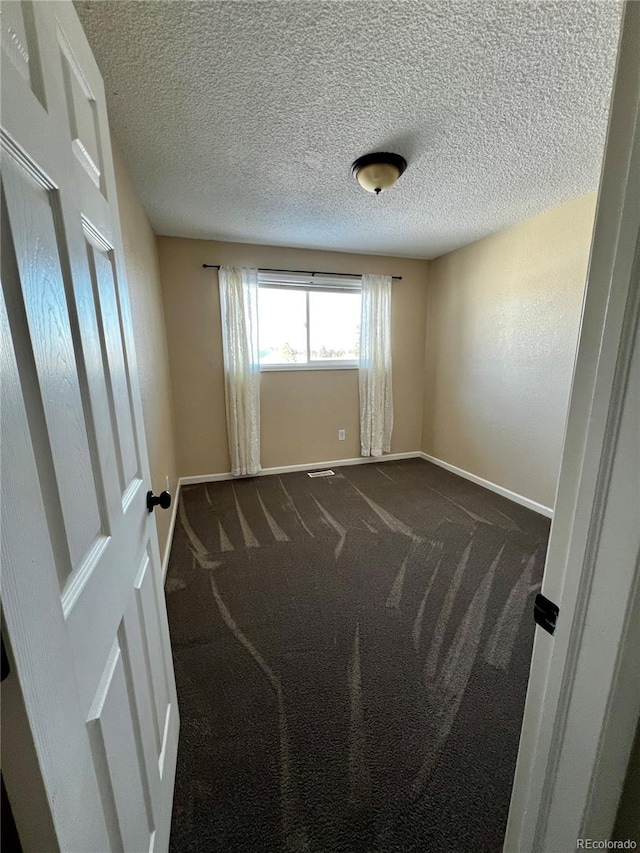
[1, 1, 179, 850]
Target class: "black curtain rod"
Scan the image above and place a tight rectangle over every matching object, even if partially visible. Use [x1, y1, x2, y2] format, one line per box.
[202, 264, 402, 281]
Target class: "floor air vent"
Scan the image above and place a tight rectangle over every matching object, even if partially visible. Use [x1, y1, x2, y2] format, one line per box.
[307, 469, 335, 478]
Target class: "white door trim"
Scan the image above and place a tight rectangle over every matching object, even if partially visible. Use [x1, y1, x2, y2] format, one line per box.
[504, 2, 640, 849]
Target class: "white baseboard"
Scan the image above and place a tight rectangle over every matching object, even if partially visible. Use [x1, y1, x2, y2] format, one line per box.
[165, 452, 551, 578]
[418, 452, 554, 518]
[162, 480, 181, 581]
[178, 451, 422, 486]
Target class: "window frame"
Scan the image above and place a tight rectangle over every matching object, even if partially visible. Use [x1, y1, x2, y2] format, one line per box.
[257, 272, 361, 371]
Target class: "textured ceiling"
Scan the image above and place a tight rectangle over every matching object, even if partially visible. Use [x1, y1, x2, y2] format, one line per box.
[75, 0, 622, 259]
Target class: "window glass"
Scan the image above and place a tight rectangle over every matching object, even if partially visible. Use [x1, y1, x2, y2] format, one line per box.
[258, 288, 307, 364]
[258, 282, 361, 367]
[309, 291, 360, 361]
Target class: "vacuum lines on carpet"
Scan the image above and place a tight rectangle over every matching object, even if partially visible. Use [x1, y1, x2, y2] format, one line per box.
[165, 458, 549, 852]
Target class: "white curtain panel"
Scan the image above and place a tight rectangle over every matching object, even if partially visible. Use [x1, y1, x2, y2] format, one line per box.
[218, 266, 261, 476]
[359, 273, 393, 457]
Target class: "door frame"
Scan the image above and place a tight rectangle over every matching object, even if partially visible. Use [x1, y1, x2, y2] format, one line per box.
[504, 2, 640, 849]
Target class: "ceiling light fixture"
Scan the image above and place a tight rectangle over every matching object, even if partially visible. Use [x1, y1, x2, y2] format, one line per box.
[351, 151, 407, 195]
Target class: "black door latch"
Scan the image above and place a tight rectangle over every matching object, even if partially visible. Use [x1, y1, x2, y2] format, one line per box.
[534, 593, 559, 635]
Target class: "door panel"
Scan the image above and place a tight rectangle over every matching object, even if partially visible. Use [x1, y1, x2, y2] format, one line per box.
[1, 2, 179, 849]
[87, 642, 154, 853]
[0, 0, 46, 105]
[57, 26, 104, 192]
[137, 553, 172, 754]
[2, 157, 104, 582]
[120, 571, 165, 790]
[84, 231, 140, 494]
[1, 285, 111, 852]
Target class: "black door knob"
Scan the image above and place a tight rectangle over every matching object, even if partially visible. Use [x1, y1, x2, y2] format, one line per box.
[147, 490, 171, 513]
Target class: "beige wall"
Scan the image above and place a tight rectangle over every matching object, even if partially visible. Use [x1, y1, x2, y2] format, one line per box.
[422, 193, 597, 509]
[113, 141, 177, 557]
[152, 194, 595, 506]
[157, 238, 429, 477]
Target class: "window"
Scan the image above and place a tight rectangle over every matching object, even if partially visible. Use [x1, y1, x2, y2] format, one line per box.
[258, 272, 361, 369]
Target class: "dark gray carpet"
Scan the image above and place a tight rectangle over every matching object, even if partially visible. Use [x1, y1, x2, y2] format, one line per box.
[165, 458, 549, 852]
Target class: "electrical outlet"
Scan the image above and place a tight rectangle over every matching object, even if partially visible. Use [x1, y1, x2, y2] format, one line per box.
[338, 429, 346, 441]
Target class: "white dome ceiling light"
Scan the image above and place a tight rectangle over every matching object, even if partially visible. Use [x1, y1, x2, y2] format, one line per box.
[351, 152, 407, 195]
